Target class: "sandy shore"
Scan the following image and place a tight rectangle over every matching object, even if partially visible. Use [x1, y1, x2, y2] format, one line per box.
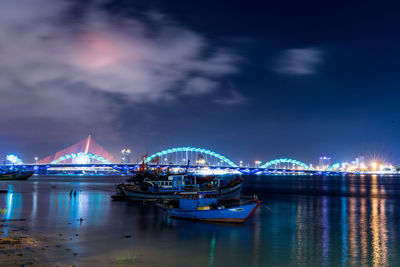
[0, 220, 82, 267]
[0, 222, 50, 266]
[0, 219, 144, 267]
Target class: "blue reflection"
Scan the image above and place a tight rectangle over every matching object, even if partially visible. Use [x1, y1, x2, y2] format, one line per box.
[341, 197, 348, 265]
[208, 232, 216, 267]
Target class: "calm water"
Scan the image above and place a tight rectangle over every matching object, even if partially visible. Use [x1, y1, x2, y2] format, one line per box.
[1, 174, 400, 266]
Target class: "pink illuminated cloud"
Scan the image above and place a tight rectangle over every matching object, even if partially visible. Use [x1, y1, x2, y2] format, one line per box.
[0, 0, 241, 139]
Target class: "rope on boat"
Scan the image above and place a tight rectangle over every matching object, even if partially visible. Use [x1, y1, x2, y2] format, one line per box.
[260, 204, 274, 212]
[240, 195, 275, 212]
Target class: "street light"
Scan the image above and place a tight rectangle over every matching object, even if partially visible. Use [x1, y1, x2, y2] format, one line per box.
[34, 157, 38, 164]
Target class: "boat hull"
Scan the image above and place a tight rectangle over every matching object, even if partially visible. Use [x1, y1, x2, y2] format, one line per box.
[124, 189, 180, 200]
[0, 171, 34, 181]
[111, 193, 128, 201]
[123, 179, 244, 201]
[218, 181, 242, 199]
[168, 202, 260, 223]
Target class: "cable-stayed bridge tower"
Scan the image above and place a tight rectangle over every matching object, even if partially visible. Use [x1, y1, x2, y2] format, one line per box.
[38, 135, 117, 164]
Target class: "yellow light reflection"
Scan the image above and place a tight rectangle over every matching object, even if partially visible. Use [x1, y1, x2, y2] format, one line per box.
[370, 175, 387, 267]
[360, 198, 368, 266]
[348, 198, 358, 266]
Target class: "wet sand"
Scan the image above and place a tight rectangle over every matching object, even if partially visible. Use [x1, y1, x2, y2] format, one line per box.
[0, 219, 177, 266]
[0, 218, 86, 266]
[0, 220, 142, 266]
[0, 221, 49, 266]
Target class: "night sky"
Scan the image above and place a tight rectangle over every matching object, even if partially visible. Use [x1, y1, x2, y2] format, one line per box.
[1, 0, 399, 165]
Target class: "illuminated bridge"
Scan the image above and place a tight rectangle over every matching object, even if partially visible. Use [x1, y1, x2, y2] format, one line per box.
[38, 135, 117, 164]
[6, 140, 347, 174]
[145, 147, 238, 167]
[260, 158, 311, 170]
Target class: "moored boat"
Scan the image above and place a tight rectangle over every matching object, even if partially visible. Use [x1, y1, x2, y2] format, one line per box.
[0, 169, 34, 181]
[217, 177, 244, 199]
[165, 192, 260, 223]
[122, 174, 243, 201]
[111, 184, 128, 201]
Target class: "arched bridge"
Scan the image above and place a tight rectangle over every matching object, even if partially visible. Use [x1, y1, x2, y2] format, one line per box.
[260, 158, 311, 170]
[9, 138, 339, 174]
[145, 147, 238, 167]
[327, 162, 341, 171]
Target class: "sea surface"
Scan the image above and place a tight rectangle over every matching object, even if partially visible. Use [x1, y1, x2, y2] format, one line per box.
[1, 174, 399, 266]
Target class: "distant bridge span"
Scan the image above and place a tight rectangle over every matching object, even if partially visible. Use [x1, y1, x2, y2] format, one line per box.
[260, 158, 311, 170]
[145, 147, 238, 167]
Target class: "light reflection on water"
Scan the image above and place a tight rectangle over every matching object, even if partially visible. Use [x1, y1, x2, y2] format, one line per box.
[0, 175, 399, 266]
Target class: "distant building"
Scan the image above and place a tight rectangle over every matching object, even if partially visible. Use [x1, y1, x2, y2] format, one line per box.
[319, 156, 331, 170]
[121, 149, 131, 163]
[355, 156, 365, 168]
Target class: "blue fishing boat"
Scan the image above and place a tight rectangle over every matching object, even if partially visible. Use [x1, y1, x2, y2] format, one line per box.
[166, 192, 260, 223]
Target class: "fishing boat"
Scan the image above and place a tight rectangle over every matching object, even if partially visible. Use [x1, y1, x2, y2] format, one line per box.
[0, 169, 34, 181]
[122, 175, 202, 200]
[122, 175, 243, 200]
[216, 177, 244, 198]
[111, 183, 128, 201]
[165, 192, 260, 223]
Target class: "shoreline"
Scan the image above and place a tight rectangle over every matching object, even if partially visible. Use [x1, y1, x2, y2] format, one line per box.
[0, 222, 50, 266]
[0, 220, 83, 267]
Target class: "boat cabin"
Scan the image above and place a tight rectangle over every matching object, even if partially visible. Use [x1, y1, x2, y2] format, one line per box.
[178, 193, 218, 210]
[147, 175, 186, 190]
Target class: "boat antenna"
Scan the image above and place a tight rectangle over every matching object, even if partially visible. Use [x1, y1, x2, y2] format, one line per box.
[185, 159, 190, 174]
[139, 155, 148, 173]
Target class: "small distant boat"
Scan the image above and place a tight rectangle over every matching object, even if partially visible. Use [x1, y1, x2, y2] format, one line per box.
[165, 192, 260, 223]
[0, 169, 34, 181]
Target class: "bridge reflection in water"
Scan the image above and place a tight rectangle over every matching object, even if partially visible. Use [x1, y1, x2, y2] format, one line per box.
[0, 174, 397, 266]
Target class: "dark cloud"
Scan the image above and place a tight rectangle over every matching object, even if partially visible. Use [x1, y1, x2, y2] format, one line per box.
[273, 48, 323, 75]
[213, 90, 247, 105]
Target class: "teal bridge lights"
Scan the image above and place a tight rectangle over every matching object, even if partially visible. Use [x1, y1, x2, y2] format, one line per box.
[145, 147, 238, 167]
[51, 153, 112, 164]
[6, 154, 24, 165]
[327, 162, 342, 171]
[260, 158, 311, 170]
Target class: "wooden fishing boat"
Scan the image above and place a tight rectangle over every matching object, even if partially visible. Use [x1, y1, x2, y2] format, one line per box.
[0, 169, 34, 181]
[122, 175, 243, 201]
[165, 192, 260, 223]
